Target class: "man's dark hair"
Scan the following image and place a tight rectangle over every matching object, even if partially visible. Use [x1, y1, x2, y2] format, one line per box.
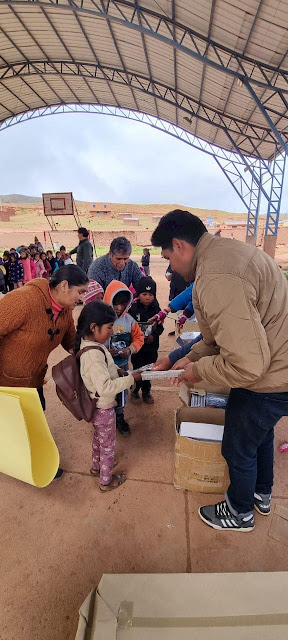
[60, 245, 66, 251]
[151, 210, 207, 250]
[110, 236, 132, 255]
[78, 227, 89, 238]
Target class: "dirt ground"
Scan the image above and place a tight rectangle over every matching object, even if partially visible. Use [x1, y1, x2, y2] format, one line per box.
[1, 255, 288, 640]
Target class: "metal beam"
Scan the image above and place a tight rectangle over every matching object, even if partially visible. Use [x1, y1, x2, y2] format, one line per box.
[40, 5, 99, 104]
[265, 152, 286, 236]
[246, 162, 261, 240]
[3, 0, 288, 95]
[98, 0, 140, 112]
[7, 4, 65, 105]
[195, 0, 217, 139]
[135, 0, 159, 119]
[70, 10, 121, 107]
[211, 0, 264, 146]
[171, 0, 178, 127]
[0, 60, 282, 152]
[244, 80, 288, 155]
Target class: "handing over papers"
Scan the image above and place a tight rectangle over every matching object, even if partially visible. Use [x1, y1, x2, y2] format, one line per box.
[128, 363, 185, 380]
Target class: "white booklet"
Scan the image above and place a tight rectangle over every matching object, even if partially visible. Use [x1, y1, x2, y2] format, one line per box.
[180, 421, 224, 442]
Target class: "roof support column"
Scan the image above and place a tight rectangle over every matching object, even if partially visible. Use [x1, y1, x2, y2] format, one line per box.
[246, 161, 261, 245]
[263, 151, 286, 258]
[212, 154, 263, 242]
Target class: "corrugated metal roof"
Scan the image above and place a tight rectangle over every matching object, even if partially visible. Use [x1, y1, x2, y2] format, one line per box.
[0, 0, 288, 158]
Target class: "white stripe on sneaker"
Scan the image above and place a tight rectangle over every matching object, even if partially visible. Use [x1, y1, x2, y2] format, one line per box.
[221, 519, 227, 527]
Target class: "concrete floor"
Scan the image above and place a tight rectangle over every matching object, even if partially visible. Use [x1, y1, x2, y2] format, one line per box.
[1, 256, 288, 640]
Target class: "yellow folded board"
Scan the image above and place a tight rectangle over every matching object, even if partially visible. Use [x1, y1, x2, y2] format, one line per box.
[0, 387, 59, 488]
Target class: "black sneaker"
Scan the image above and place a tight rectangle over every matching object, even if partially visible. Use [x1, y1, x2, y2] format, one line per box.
[116, 415, 131, 437]
[130, 391, 142, 404]
[143, 393, 154, 404]
[198, 500, 255, 532]
[254, 492, 271, 516]
[53, 467, 64, 481]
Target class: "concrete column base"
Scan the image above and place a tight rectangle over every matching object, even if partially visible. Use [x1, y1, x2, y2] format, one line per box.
[246, 235, 257, 246]
[263, 235, 277, 259]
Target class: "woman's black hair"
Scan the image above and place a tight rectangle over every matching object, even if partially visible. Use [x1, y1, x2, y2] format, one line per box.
[74, 300, 116, 353]
[50, 264, 89, 289]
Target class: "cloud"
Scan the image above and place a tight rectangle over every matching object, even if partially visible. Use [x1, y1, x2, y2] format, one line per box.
[0, 112, 287, 215]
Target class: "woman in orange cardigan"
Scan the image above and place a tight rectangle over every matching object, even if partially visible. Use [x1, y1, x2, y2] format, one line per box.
[0, 265, 89, 478]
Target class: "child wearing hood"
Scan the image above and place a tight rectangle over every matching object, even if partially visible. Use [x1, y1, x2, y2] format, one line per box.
[103, 281, 144, 436]
[129, 277, 164, 404]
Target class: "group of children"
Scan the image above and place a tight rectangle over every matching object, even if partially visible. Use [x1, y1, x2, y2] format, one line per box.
[77, 273, 162, 490]
[0, 239, 74, 293]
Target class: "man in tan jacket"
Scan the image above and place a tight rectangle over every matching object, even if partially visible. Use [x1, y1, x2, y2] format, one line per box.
[152, 210, 288, 532]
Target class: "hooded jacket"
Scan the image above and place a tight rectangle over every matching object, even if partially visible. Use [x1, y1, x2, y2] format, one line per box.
[0, 279, 76, 388]
[187, 233, 288, 392]
[103, 281, 144, 366]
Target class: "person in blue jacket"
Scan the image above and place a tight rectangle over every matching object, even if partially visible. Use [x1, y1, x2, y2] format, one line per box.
[149, 282, 194, 328]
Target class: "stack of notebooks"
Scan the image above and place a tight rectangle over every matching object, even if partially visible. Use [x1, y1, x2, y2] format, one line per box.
[180, 422, 224, 443]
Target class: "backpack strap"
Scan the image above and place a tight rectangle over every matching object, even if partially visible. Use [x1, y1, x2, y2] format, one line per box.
[76, 345, 108, 365]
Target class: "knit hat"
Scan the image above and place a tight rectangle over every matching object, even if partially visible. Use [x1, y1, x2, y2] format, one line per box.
[84, 279, 104, 305]
[136, 276, 156, 297]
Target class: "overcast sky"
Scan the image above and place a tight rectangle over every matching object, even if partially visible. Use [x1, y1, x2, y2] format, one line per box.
[0, 112, 287, 215]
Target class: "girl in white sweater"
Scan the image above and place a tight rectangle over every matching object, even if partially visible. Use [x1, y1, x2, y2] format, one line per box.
[76, 300, 141, 492]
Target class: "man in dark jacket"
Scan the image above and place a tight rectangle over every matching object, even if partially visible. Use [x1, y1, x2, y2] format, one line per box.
[129, 276, 164, 404]
[70, 228, 93, 274]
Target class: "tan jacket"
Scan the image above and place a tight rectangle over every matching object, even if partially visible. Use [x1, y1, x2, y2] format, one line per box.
[187, 233, 288, 392]
[80, 340, 134, 409]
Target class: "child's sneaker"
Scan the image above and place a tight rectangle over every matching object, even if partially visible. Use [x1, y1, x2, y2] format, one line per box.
[131, 390, 142, 404]
[254, 492, 271, 515]
[198, 500, 255, 531]
[143, 392, 154, 404]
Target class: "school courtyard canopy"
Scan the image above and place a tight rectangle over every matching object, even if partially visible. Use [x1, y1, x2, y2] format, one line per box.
[0, 0, 288, 255]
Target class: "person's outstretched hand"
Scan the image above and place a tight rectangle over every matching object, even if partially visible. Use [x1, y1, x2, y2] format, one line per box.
[132, 370, 142, 382]
[171, 356, 191, 371]
[172, 363, 202, 386]
[176, 314, 187, 329]
[151, 356, 172, 371]
[148, 308, 169, 324]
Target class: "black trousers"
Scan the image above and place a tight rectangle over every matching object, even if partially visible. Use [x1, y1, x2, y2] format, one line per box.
[134, 379, 151, 395]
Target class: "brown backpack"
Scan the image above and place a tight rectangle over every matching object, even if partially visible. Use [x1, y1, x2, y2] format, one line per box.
[52, 346, 108, 423]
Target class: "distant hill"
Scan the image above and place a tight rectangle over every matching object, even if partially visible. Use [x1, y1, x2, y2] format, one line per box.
[0, 194, 42, 203]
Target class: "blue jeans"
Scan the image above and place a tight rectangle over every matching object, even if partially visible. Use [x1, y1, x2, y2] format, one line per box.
[222, 388, 288, 514]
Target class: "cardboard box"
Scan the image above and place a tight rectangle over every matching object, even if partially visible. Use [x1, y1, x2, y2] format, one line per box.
[174, 386, 229, 493]
[179, 381, 230, 404]
[76, 572, 288, 639]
